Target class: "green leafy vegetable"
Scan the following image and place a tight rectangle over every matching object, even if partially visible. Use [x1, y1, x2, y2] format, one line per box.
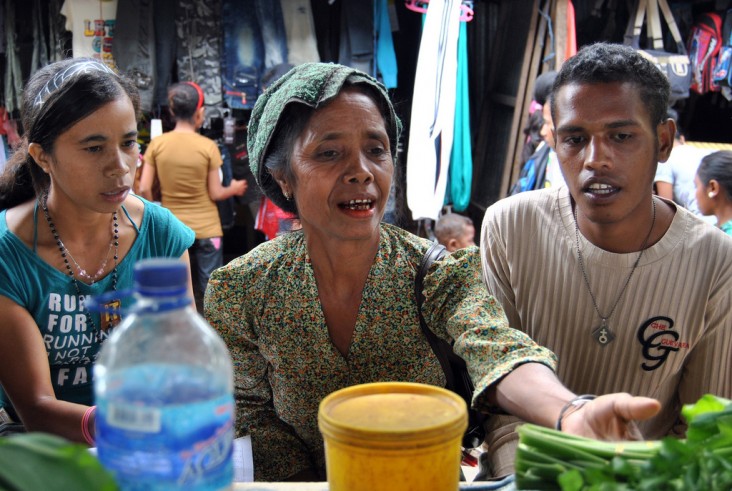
[0, 433, 118, 491]
[515, 394, 732, 490]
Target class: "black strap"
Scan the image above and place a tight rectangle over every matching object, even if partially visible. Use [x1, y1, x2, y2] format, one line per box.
[415, 242, 456, 389]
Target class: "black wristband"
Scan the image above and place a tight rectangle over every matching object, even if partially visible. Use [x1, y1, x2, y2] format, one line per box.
[555, 394, 597, 431]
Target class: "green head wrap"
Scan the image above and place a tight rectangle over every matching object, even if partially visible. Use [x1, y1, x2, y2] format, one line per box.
[247, 62, 401, 210]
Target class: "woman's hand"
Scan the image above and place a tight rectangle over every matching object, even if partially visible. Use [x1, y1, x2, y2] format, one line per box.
[561, 393, 661, 441]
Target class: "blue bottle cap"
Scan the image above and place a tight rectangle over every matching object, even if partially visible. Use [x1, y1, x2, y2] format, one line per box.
[134, 258, 189, 297]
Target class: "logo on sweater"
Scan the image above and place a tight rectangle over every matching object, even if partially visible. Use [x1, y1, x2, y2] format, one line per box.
[636, 316, 688, 371]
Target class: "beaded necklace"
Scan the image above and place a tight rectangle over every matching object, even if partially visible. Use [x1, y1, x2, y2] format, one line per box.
[40, 193, 118, 337]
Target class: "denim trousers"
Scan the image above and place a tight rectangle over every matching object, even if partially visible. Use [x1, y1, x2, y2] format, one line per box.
[189, 237, 224, 312]
[113, 0, 155, 111]
[221, 0, 288, 109]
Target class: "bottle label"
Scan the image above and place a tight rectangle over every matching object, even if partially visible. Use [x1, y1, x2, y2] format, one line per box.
[107, 402, 162, 432]
[97, 393, 234, 490]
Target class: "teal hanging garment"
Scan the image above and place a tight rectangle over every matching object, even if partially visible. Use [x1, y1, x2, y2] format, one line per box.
[448, 20, 473, 212]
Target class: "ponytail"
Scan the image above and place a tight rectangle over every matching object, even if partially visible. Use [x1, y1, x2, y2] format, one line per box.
[0, 136, 47, 211]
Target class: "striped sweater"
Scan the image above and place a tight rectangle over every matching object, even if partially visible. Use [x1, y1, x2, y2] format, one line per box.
[480, 186, 732, 475]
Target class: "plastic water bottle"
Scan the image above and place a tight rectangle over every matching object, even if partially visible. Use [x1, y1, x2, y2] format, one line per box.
[94, 258, 234, 490]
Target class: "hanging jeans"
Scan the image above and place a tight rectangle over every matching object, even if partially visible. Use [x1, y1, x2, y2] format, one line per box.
[176, 0, 224, 114]
[221, 0, 288, 109]
[113, 0, 156, 111]
[280, 0, 320, 65]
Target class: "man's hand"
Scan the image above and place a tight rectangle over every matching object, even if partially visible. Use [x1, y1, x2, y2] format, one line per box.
[561, 393, 661, 440]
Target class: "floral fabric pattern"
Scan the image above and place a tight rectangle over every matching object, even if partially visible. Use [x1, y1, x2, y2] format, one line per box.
[205, 223, 556, 481]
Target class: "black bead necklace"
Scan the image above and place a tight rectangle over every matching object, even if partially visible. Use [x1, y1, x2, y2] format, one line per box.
[40, 192, 118, 337]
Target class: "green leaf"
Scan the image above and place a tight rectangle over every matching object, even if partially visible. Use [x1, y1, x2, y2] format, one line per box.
[682, 394, 731, 426]
[0, 433, 118, 491]
[557, 469, 583, 491]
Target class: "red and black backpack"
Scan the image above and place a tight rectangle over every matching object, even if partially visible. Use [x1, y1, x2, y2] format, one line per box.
[688, 12, 723, 94]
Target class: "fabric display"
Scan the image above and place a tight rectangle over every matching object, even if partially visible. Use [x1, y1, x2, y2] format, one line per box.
[4, 0, 487, 236]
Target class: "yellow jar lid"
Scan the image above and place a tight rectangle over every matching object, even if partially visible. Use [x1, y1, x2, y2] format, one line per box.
[318, 382, 467, 448]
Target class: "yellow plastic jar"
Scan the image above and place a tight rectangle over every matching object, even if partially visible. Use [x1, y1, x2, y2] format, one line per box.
[318, 382, 468, 491]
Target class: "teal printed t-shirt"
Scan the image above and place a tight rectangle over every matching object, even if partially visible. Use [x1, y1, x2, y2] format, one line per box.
[721, 220, 732, 237]
[0, 196, 194, 416]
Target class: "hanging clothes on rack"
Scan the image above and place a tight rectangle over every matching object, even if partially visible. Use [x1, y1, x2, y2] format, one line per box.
[113, 0, 156, 112]
[406, 0, 462, 221]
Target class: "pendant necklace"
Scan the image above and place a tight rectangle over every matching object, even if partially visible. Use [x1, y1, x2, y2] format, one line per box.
[41, 192, 119, 340]
[60, 239, 114, 284]
[574, 198, 656, 347]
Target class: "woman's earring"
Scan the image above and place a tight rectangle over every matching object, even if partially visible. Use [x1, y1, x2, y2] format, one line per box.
[283, 190, 292, 200]
[708, 192, 716, 199]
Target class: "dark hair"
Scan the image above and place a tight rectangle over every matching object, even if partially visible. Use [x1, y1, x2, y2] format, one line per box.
[167, 82, 202, 122]
[0, 58, 140, 210]
[262, 83, 398, 216]
[697, 150, 732, 200]
[550, 43, 670, 128]
[533, 71, 557, 106]
[434, 213, 473, 245]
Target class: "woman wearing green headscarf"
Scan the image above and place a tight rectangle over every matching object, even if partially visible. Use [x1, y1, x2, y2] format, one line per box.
[204, 63, 661, 482]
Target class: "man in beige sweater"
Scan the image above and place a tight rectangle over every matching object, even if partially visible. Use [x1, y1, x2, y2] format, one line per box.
[480, 43, 732, 478]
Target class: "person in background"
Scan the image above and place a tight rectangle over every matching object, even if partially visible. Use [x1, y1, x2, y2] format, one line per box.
[695, 150, 732, 236]
[653, 110, 712, 221]
[510, 71, 565, 194]
[519, 71, 557, 166]
[205, 62, 661, 482]
[0, 58, 195, 444]
[481, 43, 732, 478]
[538, 94, 565, 189]
[434, 212, 476, 252]
[138, 82, 247, 311]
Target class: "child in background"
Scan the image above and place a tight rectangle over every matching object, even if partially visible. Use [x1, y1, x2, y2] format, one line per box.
[435, 212, 476, 252]
[694, 150, 732, 236]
